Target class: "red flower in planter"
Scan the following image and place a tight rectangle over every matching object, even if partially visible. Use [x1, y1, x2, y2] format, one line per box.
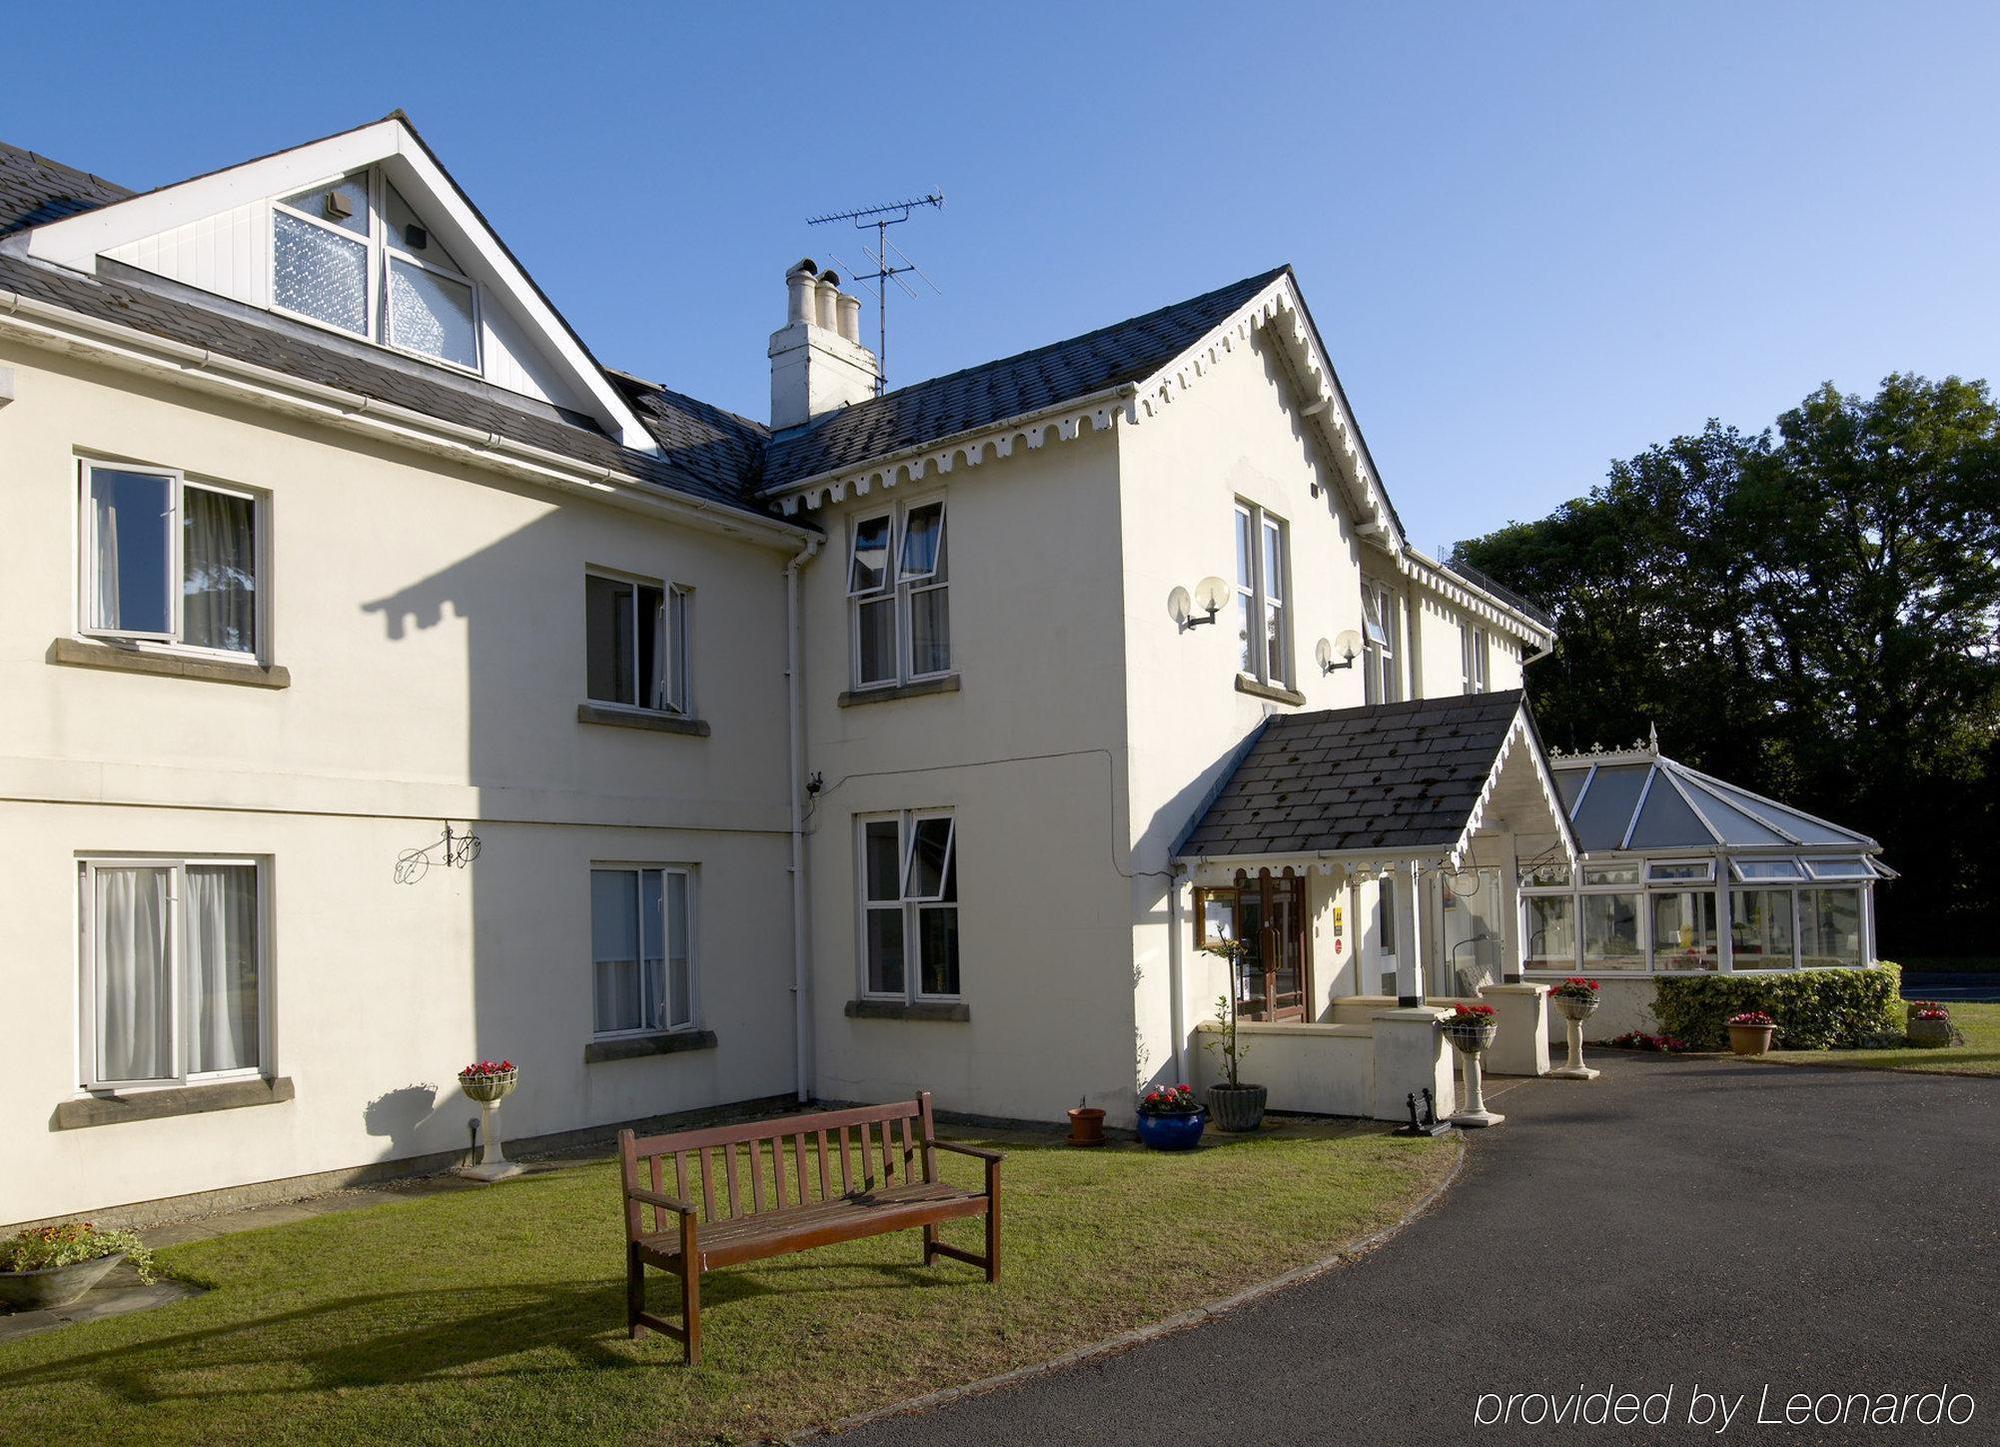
[1727, 1011, 1775, 1028]
[1448, 1003, 1496, 1022]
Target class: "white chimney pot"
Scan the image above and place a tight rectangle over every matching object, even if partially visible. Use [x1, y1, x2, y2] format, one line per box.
[769, 263, 881, 429]
[814, 274, 841, 332]
[785, 260, 818, 327]
[836, 292, 862, 345]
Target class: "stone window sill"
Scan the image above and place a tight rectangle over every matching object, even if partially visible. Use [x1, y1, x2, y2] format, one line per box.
[48, 637, 290, 689]
[583, 1029, 718, 1064]
[1234, 674, 1306, 707]
[838, 674, 961, 708]
[845, 999, 971, 1023]
[53, 1076, 294, 1130]
[577, 702, 710, 736]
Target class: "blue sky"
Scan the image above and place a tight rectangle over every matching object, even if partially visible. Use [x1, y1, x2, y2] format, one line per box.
[6, 2, 1996, 551]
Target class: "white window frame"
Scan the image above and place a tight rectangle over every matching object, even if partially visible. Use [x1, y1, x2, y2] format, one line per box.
[857, 810, 961, 1002]
[584, 567, 691, 716]
[77, 855, 270, 1092]
[847, 498, 950, 690]
[589, 863, 699, 1039]
[270, 168, 484, 376]
[1460, 621, 1488, 695]
[1362, 580, 1401, 703]
[76, 459, 267, 662]
[1234, 500, 1291, 689]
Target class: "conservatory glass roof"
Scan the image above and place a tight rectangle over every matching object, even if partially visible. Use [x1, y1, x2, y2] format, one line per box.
[1547, 749, 1886, 866]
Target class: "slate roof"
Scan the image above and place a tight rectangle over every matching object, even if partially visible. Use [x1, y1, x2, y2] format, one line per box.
[760, 267, 1288, 490]
[0, 143, 132, 237]
[1178, 691, 1530, 858]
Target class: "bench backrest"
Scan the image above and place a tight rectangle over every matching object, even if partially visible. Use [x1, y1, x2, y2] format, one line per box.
[620, 1093, 940, 1240]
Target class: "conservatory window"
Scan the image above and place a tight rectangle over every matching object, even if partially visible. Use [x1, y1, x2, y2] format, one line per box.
[1645, 859, 1715, 884]
[1582, 862, 1641, 887]
[860, 812, 959, 1000]
[272, 170, 482, 372]
[1800, 889, 1864, 968]
[1581, 891, 1643, 973]
[848, 501, 949, 688]
[590, 866, 696, 1036]
[1651, 890, 1719, 972]
[1731, 858, 1805, 882]
[1805, 857, 1873, 881]
[80, 462, 262, 657]
[80, 857, 265, 1088]
[1362, 582, 1400, 703]
[1729, 890, 1796, 969]
[1234, 502, 1291, 688]
[1524, 894, 1577, 971]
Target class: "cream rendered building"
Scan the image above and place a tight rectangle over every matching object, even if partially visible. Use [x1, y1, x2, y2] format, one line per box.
[0, 117, 1561, 1227]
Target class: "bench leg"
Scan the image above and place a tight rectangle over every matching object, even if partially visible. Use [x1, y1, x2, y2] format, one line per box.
[984, 1205, 1001, 1283]
[922, 1222, 939, 1266]
[626, 1242, 647, 1339]
[681, 1261, 702, 1367]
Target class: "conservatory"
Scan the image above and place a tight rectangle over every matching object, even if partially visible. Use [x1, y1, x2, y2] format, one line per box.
[1520, 739, 1893, 1036]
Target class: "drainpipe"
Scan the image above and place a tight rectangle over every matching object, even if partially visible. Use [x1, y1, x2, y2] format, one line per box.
[786, 535, 823, 1103]
[1168, 865, 1189, 1083]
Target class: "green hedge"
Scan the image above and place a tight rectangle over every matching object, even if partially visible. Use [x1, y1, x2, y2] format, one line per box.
[1653, 964, 1903, 1051]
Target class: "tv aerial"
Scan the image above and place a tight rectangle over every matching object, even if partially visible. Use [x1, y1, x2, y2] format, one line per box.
[806, 192, 943, 394]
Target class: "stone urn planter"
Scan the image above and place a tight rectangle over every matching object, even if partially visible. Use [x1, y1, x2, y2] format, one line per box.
[1549, 979, 1601, 1081]
[1726, 1013, 1777, 1057]
[456, 1061, 522, 1182]
[1205, 1083, 1268, 1133]
[0, 1252, 124, 1311]
[1907, 1008, 1954, 1048]
[1442, 1005, 1503, 1127]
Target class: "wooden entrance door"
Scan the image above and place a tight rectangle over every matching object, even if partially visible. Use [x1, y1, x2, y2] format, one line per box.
[1235, 869, 1311, 1021]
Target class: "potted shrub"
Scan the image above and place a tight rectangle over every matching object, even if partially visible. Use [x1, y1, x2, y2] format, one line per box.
[1907, 1004, 1955, 1048]
[1066, 1097, 1107, 1148]
[456, 1058, 523, 1182]
[1201, 936, 1268, 1131]
[1134, 1084, 1205, 1151]
[1548, 977, 1601, 1080]
[0, 1222, 156, 1311]
[1726, 1010, 1777, 1056]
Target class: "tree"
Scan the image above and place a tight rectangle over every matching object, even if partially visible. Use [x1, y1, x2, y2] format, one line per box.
[1455, 375, 2000, 955]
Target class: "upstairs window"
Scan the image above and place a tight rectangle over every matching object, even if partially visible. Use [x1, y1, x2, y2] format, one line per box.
[859, 812, 960, 1000]
[585, 571, 690, 715]
[272, 171, 481, 373]
[849, 500, 949, 688]
[1460, 621, 1488, 694]
[80, 461, 261, 657]
[1362, 582, 1401, 703]
[1234, 501, 1291, 688]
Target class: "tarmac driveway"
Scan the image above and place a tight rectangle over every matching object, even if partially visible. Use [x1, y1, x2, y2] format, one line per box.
[835, 1054, 2000, 1445]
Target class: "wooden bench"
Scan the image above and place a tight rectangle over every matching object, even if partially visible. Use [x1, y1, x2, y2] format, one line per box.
[618, 1091, 1001, 1363]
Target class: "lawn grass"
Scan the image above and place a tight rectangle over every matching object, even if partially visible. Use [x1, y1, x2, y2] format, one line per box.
[0, 1120, 1453, 1446]
[1759, 1001, 2000, 1077]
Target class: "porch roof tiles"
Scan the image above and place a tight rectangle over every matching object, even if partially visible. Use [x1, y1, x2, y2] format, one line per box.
[1177, 691, 1527, 859]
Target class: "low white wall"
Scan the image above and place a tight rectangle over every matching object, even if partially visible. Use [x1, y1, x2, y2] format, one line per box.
[1194, 1021, 1374, 1118]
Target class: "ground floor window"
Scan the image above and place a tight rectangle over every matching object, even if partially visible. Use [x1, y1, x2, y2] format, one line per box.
[1580, 890, 1645, 973]
[1524, 893, 1576, 972]
[591, 866, 695, 1036]
[1650, 889, 1719, 972]
[1195, 869, 1311, 1020]
[859, 812, 959, 1000]
[1801, 888, 1863, 968]
[1729, 888, 1795, 968]
[80, 857, 264, 1088]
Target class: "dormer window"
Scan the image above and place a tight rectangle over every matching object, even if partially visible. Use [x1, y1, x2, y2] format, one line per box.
[271, 170, 481, 373]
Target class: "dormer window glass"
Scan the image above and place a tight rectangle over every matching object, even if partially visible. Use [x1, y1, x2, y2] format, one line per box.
[271, 171, 481, 373]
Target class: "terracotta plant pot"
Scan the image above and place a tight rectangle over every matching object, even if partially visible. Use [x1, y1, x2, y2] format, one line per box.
[1206, 1083, 1267, 1133]
[1728, 1023, 1776, 1056]
[0, 1252, 123, 1311]
[1066, 1107, 1107, 1147]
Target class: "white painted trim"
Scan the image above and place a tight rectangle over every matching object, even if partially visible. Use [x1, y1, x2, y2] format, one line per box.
[16, 117, 653, 448]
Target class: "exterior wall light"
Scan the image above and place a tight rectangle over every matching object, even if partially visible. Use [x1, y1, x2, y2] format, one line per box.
[1316, 630, 1361, 673]
[1168, 576, 1231, 632]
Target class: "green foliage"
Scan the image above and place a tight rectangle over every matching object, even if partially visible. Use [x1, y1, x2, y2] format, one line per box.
[1200, 937, 1258, 1087]
[1454, 375, 2000, 955]
[1652, 964, 1903, 1051]
[0, 1222, 156, 1283]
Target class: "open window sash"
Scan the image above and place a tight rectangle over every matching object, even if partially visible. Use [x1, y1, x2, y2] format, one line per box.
[79, 860, 185, 1090]
[1362, 588, 1389, 648]
[901, 816, 956, 903]
[848, 515, 894, 597]
[897, 502, 946, 584]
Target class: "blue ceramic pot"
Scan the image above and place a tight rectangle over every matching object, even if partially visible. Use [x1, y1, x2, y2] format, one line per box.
[1135, 1110, 1206, 1151]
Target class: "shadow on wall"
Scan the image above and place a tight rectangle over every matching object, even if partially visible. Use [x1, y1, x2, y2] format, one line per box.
[362, 1084, 442, 1158]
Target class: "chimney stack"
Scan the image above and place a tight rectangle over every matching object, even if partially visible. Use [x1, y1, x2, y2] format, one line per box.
[769, 259, 880, 430]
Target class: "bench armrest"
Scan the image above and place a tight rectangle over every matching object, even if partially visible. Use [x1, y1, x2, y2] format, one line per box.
[934, 1140, 1004, 1164]
[627, 1186, 697, 1216]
